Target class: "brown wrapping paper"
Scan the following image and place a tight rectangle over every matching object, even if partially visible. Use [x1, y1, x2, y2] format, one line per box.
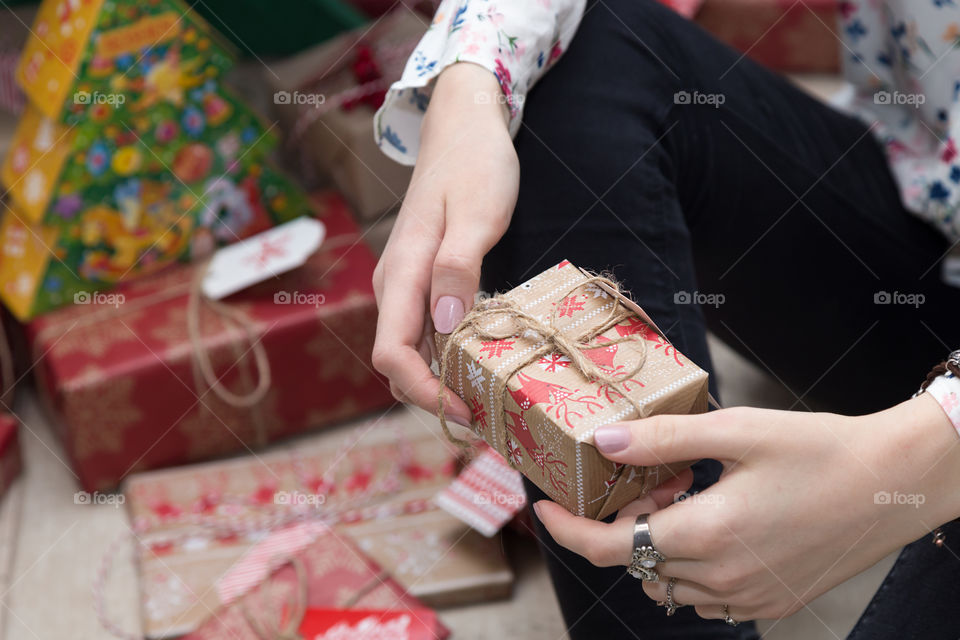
[438, 261, 710, 519]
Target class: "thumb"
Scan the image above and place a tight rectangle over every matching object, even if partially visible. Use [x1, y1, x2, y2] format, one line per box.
[430, 224, 490, 335]
[592, 411, 746, 466]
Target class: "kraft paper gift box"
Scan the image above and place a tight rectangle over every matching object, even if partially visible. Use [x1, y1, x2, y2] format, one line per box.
[437, 260, 710, 520]
[179, 529, 450, 640]
[696, 0, 841, 73]
[266, 9, 423, 221]
[124, 415, 496, 637]
[26, 191, 394, 491]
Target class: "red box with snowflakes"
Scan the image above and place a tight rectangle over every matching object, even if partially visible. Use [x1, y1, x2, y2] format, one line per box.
[695, 0, 840, 73]
[27, 191, 394, 491]
[0, 415, 21, 501]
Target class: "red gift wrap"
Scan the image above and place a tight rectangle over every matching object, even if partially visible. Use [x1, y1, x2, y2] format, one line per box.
[0, 415, 21, 499]
[181, 530, 450, 640]
[696, 0, 840, 73]
[28, 192, 394, 491]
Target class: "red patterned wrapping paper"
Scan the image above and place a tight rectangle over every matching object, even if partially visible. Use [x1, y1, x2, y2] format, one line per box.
[27, 191, 394, 491]
[123, 416, 509, 637]
[0, 415, 21, 499]
[696, 0, 841, 73]
[181, 530, 450, 640]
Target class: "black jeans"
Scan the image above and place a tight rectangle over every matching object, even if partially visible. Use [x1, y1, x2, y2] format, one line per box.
[481, 0, 960, 638]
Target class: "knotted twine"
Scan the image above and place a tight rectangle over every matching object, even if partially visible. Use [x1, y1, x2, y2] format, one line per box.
[437, 275, 651, 466]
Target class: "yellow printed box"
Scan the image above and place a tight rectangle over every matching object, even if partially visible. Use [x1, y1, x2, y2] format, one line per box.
[16, 0, 235, 125]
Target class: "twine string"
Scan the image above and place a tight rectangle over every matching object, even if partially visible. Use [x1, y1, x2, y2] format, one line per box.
[437, 275, 650, 469]
[240, 557, 309, 640]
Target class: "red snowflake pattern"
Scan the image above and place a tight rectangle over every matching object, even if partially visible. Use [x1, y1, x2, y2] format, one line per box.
[470, 396, 488, 431]
[479, 339, 515, 359]
[555, 295, 586, 318]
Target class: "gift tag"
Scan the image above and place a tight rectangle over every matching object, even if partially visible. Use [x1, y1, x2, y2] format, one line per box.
[298, 608, 440, 640]
[202, 217, 326, 300]
[435, 445, 526, 537]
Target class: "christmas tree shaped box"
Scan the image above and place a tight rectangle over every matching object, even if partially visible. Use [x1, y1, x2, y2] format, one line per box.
[0, 162, 308, 320]
[15, 0, 234, 126]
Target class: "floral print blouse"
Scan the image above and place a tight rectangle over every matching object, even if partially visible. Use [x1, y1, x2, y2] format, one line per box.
[375, 0, 960, 243]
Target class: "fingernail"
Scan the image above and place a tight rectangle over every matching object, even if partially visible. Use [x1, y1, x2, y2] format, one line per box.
[533, 501, 544, 520]
[434, 296, 464, 334]
[444, 413, 471, 428]
[594, 424, 631, 453]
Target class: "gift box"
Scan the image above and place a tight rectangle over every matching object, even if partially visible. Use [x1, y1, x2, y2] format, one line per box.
[0, 160, 310, 320]
[15, 0, 234, 126]
[695, 0, 840, 73]
[124, 413, 504, 637]
[27, 191, 394, 491]
[0, 415, 21, 501]
[267, 9, 422, 221]
[180, 528, 450, 640]
[437, 261, 710, 520]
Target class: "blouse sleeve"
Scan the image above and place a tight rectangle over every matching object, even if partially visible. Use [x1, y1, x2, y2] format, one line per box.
[374, 0, 586, 165]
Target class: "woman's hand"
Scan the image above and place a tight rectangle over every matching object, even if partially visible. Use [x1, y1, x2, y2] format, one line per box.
[534, 394, 960, 622]
[372, 63, 519, 423]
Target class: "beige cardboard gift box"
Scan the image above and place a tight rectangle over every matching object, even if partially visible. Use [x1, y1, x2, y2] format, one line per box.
[266, 10, 423, 220]
[437, 261, 710, 520]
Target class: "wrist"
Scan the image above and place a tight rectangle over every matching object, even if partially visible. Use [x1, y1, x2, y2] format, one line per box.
[427, 62, 511, 130]
[877, 394, 960, 531]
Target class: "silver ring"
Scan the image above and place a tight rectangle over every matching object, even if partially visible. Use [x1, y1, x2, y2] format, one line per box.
[722, 604, 738, 627]
[657, 577, 680, 616]
[627, 514, 666, 582]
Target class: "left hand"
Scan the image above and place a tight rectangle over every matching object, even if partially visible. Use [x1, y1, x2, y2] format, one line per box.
[534, 394, 960, 622]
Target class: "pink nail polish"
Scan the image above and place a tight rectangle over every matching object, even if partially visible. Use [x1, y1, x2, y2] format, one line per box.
[533, 501, 544, 520]
[594, 424, 631, 453]
[444, 413, 471, 428]
[434, 296, 464, 334]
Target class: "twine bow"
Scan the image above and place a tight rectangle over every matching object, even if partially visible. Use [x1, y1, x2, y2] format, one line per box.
[240, 557, 309, 640]
[437, 275, 650, 459]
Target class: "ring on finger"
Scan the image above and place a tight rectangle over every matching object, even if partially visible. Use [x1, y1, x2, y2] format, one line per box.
[722, 604, 738, 627]
[627, 514, 665, 582]
[657, 577, 681, 616]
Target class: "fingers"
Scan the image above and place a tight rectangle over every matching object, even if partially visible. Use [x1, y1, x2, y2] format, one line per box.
[592, 408, 756, 466]
[642, 577, 725, 607]
[430, 200, 508, 335]
[371, 195, 471, 423]
[533, 500, 655, 567]
[648, 467, 694, 510]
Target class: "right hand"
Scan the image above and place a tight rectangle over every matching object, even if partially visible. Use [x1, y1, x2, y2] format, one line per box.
[372, 63, 520, 423]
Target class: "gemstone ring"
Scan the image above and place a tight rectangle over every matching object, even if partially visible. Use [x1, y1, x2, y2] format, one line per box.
[627, 514, 666, 581]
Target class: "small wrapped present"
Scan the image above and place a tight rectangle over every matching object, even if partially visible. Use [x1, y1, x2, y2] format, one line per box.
[28, 191, 393, 491]
[267, 9, 423, 221]
[437, 261, 711, 520]
[180, 528, 450, 640]
[696, 0, 840, 73]
[123, 413, 498, 637]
